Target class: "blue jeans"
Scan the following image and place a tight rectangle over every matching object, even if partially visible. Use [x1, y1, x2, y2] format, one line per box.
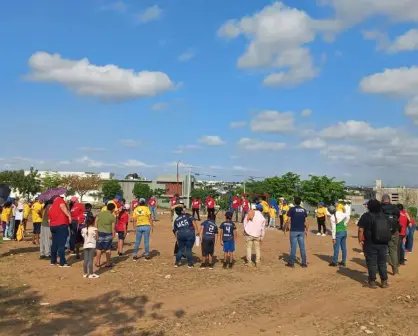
[7, 218, 15, 238]
[241, 211, 248, 223]
[289, 231, 306, 265]
[176, 230, 195, 265]
[332, 231, 347, 264]
[149, 207, 157, 221]
[50, 225, 69, 266]
[406, 225, 416, 252]
[231, 209, 239, 222]
[134, 225, 151, 256]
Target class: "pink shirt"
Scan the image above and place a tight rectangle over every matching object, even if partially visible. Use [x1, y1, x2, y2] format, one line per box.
[244, 211, 265, 239]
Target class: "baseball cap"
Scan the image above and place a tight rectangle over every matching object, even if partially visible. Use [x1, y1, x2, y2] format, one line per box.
[139, 198, 146, 203]
[328, 205, 336, 214]
[70, 196, 78, 203]
[382, 194, 391, 201]
[115, 195, 121, 201]
[318, 202, 324, 206]
[256, 204, 263, 211]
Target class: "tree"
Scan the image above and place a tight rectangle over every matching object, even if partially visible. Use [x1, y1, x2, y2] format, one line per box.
[0, 169, 42, 200]
[132, 182, 152, 199]
[125, 173, 143, 180]
[61, 174, 102, 201]
[301, 175, 346, 206]
[152, 188, 167, 198]
[42, 172, 64, 191]
[101, 179, 123, 201]
[190, 187, 217, 200]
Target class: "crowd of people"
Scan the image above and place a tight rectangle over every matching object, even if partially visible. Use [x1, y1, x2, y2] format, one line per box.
[0, 191, 415, 288]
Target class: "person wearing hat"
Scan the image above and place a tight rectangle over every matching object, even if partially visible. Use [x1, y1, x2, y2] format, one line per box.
[316, 202, 327, 236]
[281, 200, 290, 230]
[381, 194, 401, 275]
[69, 196, 85, 259]
[31, 197, 44, 246]
[132, 198, 154, 261]
[328, 205, 350, 267]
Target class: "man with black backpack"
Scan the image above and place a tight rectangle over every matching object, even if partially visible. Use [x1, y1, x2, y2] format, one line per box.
[381, 194, 401, 275]
[358, 199, 390, 289]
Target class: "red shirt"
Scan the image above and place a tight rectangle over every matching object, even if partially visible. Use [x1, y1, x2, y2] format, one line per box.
[148, 198, 157, 207]
[48, 198, 70, 226]
[399, 210, 409, 236]
[192, 199, 201, 209]
[206, 197, 215, 209]
[242, 199, 249, 211]
[231, 197, 241, 210]
[131, 199, 139, 209]
[70, 202, 85, 224]
[170, 197, 177, 206]
[115, 212, 129, 232]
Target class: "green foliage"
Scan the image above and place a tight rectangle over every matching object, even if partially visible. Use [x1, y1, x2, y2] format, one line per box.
[0, 168, 42, 199]
[408, 206, 417, 219]
[352, 213, 360, 219]
[132, 182, 152, 199]
[263, 172, 302, 199]
[190, 187, 217, 200]
[217, 195, 230, 211]
[42, 172, 64, 191]
[153, 188, 167, 198]
[101, 180, 123, 200]
[301, 175, 346, 206]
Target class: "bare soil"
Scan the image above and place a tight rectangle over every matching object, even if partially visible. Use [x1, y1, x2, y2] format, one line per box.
[1, 214, 418, 336]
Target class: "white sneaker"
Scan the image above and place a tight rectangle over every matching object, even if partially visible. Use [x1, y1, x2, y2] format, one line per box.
[322, 234, 326, 237]
[316, 233, 321, 236]
[3, 237, 10, 241]
[88, 274, 100, 279]
[83, 274, 88, 278]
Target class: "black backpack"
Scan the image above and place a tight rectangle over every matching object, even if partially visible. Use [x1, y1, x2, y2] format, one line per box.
[371, 212, 392, 244]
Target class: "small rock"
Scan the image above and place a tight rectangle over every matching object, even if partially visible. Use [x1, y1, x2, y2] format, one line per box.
[232, 311, 236, 315]
[369, 322, 375, 326]
[364, 330, 374, 334]
[406, 295, 411, 299]
[40, 302, 50, 306]
[377, 325, 384, 328]
[164, 274, 171, 279]
[23, 284, 28, 287]
[360, 326, 367, 331]
[175, 323, 181, 327]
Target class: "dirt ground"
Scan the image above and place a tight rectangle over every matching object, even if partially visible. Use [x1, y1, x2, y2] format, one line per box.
[1, 214, 418, 336]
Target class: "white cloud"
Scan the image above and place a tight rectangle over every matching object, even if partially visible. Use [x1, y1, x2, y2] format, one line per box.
[388, 29, 418, 53]
[320, 120, 396, 140]
[136, 5, 162, 23]
[251, 110, 294, 133]
[178, 50, 196, 62]
[229, 121, 247, 128]
[218, 2, 326, 87]
[26, 52, 174, 101]
[238, 138, 286, 151]
[198, 136, 226, 146]
[58, 160, 70, 165]
[119, 139, 140, 147]
[299, 138, 327, 149]
[76, 156, 104, 168]
[100, 1, 127, 13]
[78, 147, 106, 152]
[362, 30, 390, 51]
[233, 165, 251, 171]
[301, 109, 312, 117]
[152, 102, 168, 111]
[122, 159, 150, 167]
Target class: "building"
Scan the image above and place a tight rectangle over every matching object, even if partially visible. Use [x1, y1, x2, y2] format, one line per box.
[374, 180, 418, 206]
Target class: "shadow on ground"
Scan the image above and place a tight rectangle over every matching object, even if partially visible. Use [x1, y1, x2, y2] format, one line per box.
[0, 285, 185, 335]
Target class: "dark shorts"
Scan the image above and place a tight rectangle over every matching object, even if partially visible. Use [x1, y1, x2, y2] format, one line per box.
[117, 231, 125, 240]
[202, 239, 215, 256]
[223, 240, 235, 252]
[97, 232, 113, 251]
[33, 222, 41, 234]
[76, 225, 85, 245]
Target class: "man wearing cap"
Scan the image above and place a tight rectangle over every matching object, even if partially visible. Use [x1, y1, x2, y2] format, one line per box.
[381, 194, 401, 275]
[316, 202, 327, 236]
[31, 197, 44, 245]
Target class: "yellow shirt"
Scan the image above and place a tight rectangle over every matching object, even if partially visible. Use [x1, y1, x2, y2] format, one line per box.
[1, 207, 12, 222]
[282, 205, 290, 223]
[132, 206, 151, 226]
[269, 207, 277, 218]
[24, 204, 31, 219]
[337, 204, 345, 212]
[31, 202, 44, 223]
[261, 200, 269, 213]
[317, 207, 327, 218]
[107, 200, 119, 215]
[101, 206, 107, 212]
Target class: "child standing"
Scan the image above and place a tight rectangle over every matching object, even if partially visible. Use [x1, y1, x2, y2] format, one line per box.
[115, 206, 129, 256]
[1, 201, 12, 240]
[268, 205, 277, 228]
[199, 219, 218, 269]
[219, 212, 237, 269]
[81, 216, 99, 279]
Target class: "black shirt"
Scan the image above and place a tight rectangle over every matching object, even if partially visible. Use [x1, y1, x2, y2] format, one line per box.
[357, 212, 388, 245]
[381, 203, 401, 232]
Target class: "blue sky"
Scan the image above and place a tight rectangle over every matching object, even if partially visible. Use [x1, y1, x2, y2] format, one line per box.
[1, 0, 418, 185]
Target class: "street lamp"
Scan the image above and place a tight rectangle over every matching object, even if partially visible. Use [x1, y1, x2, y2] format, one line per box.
[176, 160, 182, 196]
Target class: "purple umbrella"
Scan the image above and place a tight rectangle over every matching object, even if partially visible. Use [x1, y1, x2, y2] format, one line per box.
[38, 187, 67, 202]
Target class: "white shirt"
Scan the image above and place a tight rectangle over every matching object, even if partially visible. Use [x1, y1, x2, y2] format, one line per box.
[81, 227, 97, 249]
[15, 209, 23, 221]
[329, 211, 350, 239]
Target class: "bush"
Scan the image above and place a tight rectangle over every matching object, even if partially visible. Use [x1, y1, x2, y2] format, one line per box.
[352, 213, 360, 219]
[408, 206, 417, 219]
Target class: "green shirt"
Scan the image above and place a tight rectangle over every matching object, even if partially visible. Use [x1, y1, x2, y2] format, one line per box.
[336, 220, 346, 233]
[97, 210, 115, 234]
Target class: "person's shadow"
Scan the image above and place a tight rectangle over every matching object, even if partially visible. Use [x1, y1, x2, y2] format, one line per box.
[337, 267, 368, 286]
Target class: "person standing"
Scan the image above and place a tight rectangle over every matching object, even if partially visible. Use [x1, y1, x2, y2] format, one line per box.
[285, 197, 308, 268]
[268, 205, 277, 228]
[170, 194, 179, 217]
[281, 200, 290, 231]
[95, 203, 116, 268]
[48, 195, 72, 267]
[130, 198, 139, 214]
[328, 205, 350, 267]
[115, 206, 129, 256]
[406, 216, 416, 253]
[206, 195, 216, 221]
[397, 204, 410, 266]
[23, 201, 31, 234]
[219, 212, 237, 269]
[260, 198, 270, 225]
[191, 197, 201, 220]
[31, 198, 44, 246]
[148, 196, 157, 221]
[81, 216, 99, 279]
[132, 198, 154, 261]
[173, 206, 199, 268]
[316, 202, 327, 236]
[231, 195, 241, 222]
[380, 194, 400, 275]
[243, 204, 265, 267]
[241, 196, 250, 223]
[69, 197, 85, 258]
[40, 201, 52, 259]
[358, 199, 390, 288]
[13, 201, 24, 241]
[199, 218, 219, 269]
[1, 201, 12, 240]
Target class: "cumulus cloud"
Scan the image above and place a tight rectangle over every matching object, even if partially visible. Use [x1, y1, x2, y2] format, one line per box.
[301, 109, 312, 117]
[251, 110, 295, 133]
[320, 120, 396, 140]
[122, 159, 151, 167]
[26, 52, 175, 101]
[136, 5, 162, 23]
[76, 156, 104, 168]
[363, 29, 418, 53]
[299, 138, 327, 149]
[198, 136, 226, 146]
[238, 138, 286, 151]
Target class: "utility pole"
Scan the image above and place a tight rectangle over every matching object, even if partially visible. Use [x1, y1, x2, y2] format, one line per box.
[176, 161, 182, 196]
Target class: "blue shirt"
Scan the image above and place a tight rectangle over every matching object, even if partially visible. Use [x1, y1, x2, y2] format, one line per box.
[173, 214, 195, 233]
[288, 206, 307, 232]
[201, 220, 218, 241]
[219, 221, 236, 241]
